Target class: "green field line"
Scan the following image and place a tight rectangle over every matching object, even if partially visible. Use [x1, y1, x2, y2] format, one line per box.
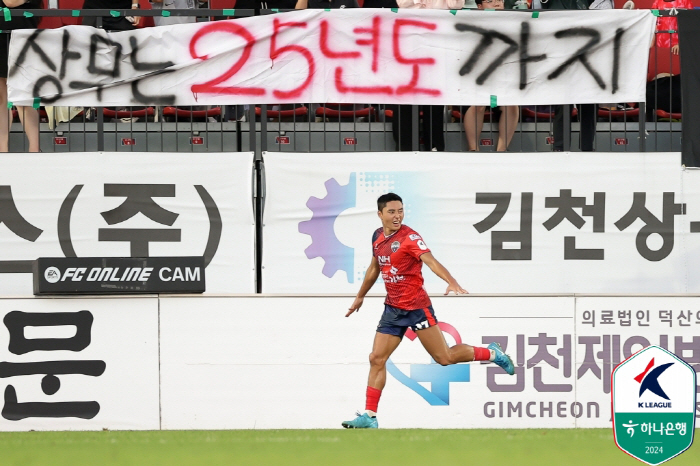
[0, 429, 697, 466]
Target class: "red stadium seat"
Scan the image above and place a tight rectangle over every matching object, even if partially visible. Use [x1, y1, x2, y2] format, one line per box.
[315, 105, 375, 121]
[255, 106, 308, 121]
[597, 107, 640, 121]
[102, 107, 155, 120]
[656, 109, 681, 121]
[163, 106, 223, 121]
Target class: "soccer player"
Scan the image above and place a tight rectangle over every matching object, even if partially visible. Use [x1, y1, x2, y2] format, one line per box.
[341, 193, 514, 429]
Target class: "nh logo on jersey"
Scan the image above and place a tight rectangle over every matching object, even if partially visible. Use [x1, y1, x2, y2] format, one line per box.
[635, 358, 674, 408]
[378, 256, 391, 266]
[612, 345, 696, 465]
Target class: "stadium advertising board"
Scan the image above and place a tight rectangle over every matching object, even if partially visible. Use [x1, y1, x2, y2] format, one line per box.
[0, 297, 159, 431]
[158, 295, 700, 429]
[33, 256, 206, 295]
[7, 10, 654, 107]
[263, 152, 700, 294]
[0, 153, 254, 296]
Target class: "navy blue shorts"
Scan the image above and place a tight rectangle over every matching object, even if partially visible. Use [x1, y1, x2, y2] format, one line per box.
[376, 304, 438, 338]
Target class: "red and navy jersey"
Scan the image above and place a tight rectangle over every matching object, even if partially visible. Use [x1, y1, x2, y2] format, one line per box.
[372, 225, 431, 310]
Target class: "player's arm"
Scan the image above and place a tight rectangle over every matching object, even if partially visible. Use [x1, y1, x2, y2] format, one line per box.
[420, 252, 468, 295]
[346, 256, 380, 317]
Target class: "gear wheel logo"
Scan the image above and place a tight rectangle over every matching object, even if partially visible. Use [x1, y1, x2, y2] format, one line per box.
[298, 173, 356, 283]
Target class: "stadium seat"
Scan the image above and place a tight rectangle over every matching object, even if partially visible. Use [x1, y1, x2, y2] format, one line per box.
[255, 106, 308, 122]
[102, 107, 156, 121]
[597, 106, 640, 122]
[315, 105, 375, 122]
[656, 109, 681, 121]
[162, 106, 223, 122]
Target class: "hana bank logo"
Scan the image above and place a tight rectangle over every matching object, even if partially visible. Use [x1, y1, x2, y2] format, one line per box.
[386, 322, 470, 406]
[635, 358, 674, 408]
[298, 172, 420, 283]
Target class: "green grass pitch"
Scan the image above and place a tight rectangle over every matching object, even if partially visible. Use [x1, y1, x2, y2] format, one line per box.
[0, 429, 697, 466]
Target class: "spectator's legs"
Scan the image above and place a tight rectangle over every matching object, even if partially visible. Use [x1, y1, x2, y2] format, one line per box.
[496, 105, 519, 151]
[464, 105, 485, 151]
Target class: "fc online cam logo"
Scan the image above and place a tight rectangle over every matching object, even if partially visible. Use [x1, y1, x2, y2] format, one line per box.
[298, 172, 424, 283]
[612, 345, 696, 466]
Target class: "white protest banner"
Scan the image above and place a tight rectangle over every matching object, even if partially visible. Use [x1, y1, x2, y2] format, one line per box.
[262, 152, 700, 294]
[8, 10, 654, 107]
[0, 153, 254, 296]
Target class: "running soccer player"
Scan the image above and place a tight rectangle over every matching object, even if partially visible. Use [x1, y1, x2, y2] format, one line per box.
[342, 192, 514, 429]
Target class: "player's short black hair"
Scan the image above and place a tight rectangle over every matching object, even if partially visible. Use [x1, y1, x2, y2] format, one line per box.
[377, 193, 403, 212]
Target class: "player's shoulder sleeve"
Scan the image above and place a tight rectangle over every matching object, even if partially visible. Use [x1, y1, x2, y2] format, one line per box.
[403, 226, 430, 259]
[372, 228, 382, 244]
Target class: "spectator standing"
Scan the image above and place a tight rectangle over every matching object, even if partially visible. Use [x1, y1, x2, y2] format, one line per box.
[0, 0, 41, 152]
[388, 0, 465, 151]
[82, 0, 141, 30]
[651, 0, 693, 53]
[539, 0, 597, 151]
[150, 0, 197, 26]
[464, 0, 519, 151]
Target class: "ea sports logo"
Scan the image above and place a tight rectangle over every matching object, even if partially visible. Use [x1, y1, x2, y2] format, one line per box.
[44, 267, 61, 283]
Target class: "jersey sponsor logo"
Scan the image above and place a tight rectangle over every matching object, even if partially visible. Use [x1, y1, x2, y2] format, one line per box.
[391, 241, 400, 253]
[390, 266, 398, 274]
[409, 234, 421, 241]
[378, 255, 391, 266]
[382, 272, 405, 283]
[417, 240, 428, 250]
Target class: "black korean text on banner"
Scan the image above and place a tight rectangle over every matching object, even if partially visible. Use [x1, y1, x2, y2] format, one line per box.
[0, 184, 222, 275]
[0, 311, 104, 420]
[6, 10, 655, 107]
[473, 191, 688, 262]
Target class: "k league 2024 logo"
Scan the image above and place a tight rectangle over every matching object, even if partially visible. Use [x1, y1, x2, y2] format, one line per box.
[612, 345, 696, 466]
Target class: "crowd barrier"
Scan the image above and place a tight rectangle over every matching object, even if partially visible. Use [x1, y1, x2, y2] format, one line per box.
[0, 7, 685, 153]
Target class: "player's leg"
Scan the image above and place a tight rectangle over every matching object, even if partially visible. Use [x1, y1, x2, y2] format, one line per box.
[413, 307, 514, 374]
[416, 325, 514, 374]
[342, 306, 406, 429]
[367, 331, 403, 391]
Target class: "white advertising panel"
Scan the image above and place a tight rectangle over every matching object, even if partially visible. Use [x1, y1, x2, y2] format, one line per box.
[159, 295, 699, 429]
[0, 153, 255, 295]
[8, 10, 654, 106]
[0, 296, 159, 431]
[262, 152, 699, 294]
[575, 297, 700, 428]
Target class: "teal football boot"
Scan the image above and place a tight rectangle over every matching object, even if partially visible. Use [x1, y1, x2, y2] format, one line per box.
[342, 412, 378, 429]
[488, 342, 515, 375]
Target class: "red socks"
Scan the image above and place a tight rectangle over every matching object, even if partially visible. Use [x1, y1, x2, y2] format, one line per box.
[365, 386, 382, 413]
[473, 346, 491, 361]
